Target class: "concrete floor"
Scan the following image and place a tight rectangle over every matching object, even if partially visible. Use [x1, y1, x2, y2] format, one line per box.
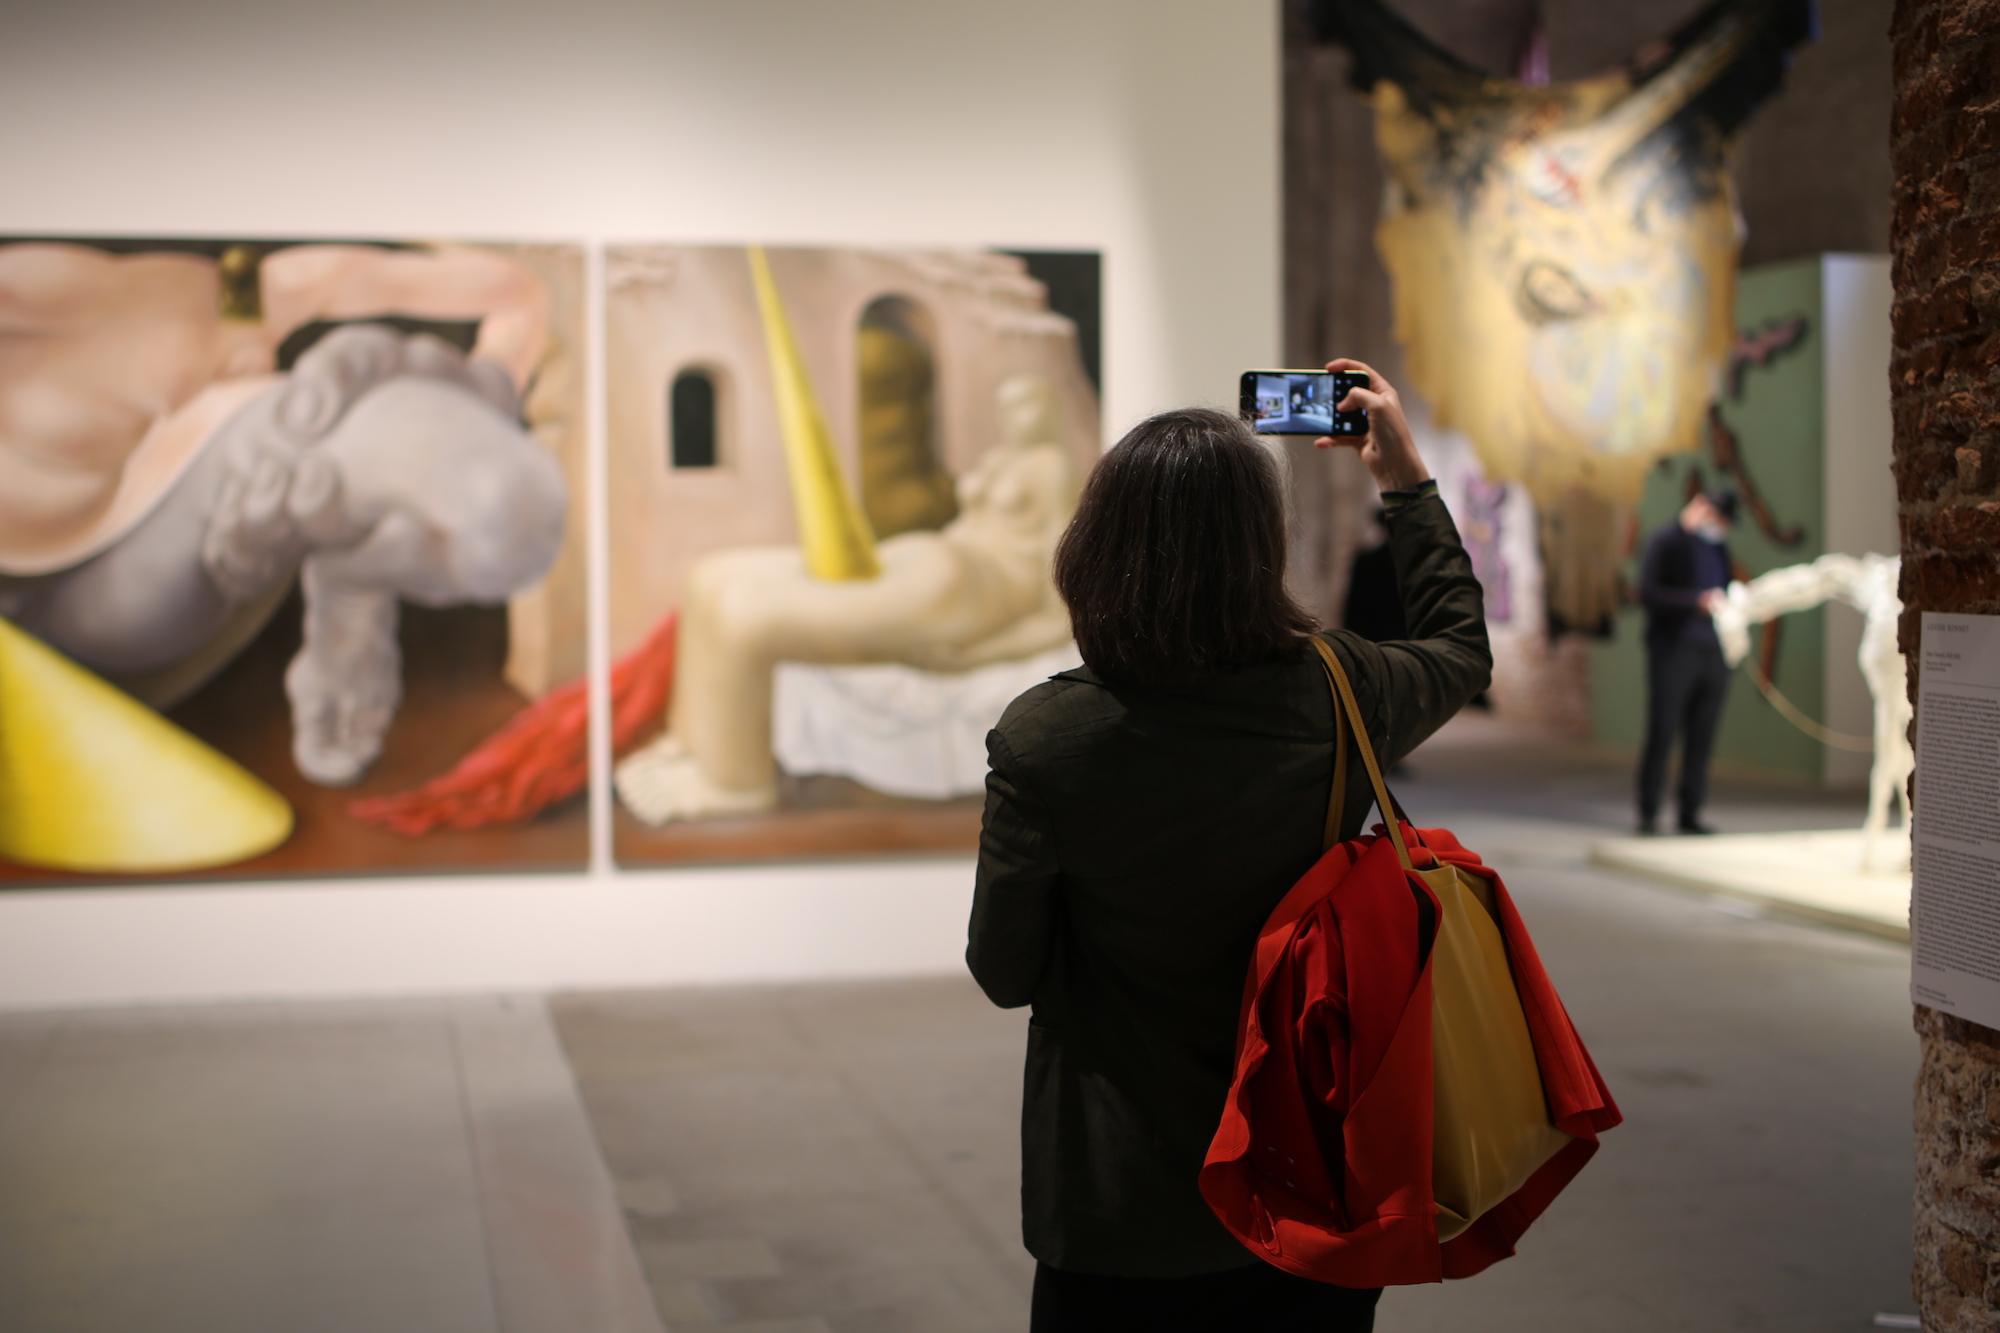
[0, 995, 660, 1333]
[0, 722, 1921, 1332]
[553, 979, 1030, 1333]
[549, 726, 1919, 1332]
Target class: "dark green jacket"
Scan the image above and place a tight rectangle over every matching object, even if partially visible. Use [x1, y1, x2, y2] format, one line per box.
[967, 494, 1491, 1277]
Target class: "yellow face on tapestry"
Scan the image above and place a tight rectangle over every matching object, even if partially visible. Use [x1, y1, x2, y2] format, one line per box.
[1332, 0, 1813, 507]
[1376, 83, 1738, 505]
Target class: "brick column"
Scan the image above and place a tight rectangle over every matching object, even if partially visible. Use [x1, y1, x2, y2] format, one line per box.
[1893, 1, 2000, 1327]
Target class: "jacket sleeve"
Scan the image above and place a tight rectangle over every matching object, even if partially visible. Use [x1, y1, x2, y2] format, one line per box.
[1639, 526, 1706, 611]
[1328, 492, 1492, 769]
[966, 728, 1060, 1009]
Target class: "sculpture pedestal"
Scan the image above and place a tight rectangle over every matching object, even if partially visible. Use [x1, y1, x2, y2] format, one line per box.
[1590, 828, 1909, 942]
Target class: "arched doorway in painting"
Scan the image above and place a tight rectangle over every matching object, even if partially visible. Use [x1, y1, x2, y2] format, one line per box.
[856, 296, 957, 538]
[668, 366, 721, 470]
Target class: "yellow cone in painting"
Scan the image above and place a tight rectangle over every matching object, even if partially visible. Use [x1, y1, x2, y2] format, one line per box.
[0, 618, 292, 872]
[746, 245, 881, 580]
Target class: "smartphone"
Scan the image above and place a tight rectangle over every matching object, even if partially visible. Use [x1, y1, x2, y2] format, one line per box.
[1239, 369, 1369, 437]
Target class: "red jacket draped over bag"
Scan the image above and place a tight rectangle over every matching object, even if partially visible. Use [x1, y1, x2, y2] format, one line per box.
[1200, 823, 1621, 1286]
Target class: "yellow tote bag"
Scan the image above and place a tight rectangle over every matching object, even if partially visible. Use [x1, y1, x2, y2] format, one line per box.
[1418, 859, 1573, 1238]
[1314, 638, 1571, 1239]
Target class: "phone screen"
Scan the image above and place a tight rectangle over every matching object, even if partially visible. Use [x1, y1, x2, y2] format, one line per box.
[1241, 371, 1367, 436]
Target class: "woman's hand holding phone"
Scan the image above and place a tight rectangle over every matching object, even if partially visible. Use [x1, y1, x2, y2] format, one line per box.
[1316, 358, 1430, 493]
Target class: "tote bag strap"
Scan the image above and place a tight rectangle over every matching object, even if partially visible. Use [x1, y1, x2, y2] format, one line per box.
[1311, 636, 1414, 872]
[1322, 659, 1350, 852]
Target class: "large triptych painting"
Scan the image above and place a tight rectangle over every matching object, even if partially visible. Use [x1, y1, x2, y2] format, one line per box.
[0, 238, 1098, 884]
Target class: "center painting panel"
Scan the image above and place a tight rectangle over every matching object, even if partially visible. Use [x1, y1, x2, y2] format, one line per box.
[605, 245, 1101, 865]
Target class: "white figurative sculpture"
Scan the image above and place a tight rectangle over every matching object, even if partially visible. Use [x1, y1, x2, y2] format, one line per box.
[1710, 553, 1910, 871]
[617, 373, 1080, 823]
[0, 243, 568, 786]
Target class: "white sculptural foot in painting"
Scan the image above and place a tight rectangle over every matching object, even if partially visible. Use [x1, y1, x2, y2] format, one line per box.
[614, 734, 780, 821]
[1, 238, 567, 787]
[1712, 552, 1911, 872]
[273, 334, 563, 783]
[615, 373, 1079, 823]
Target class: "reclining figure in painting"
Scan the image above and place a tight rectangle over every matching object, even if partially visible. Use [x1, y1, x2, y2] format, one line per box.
[0, 242, 567, 786]
[616, 372, 1079, 821]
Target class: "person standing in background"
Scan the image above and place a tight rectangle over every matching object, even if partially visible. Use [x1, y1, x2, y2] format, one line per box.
[1342, 507, 1409, 646]
[1636, 489, 1740, 835]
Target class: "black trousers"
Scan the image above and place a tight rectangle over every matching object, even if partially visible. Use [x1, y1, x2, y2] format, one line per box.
[1637, 638, 1731, 825]
[1030, 1260, 1382, 1332]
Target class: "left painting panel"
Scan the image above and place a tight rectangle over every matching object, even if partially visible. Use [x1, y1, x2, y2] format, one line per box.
[0, 238, 590, 884]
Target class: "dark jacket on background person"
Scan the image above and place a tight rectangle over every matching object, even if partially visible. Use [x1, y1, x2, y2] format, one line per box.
[1635, 514, 1736, 828]
[1343, 533, 1409, 643]
[966, 494, 1490, 1278]
[1638, 520, 1733, 651]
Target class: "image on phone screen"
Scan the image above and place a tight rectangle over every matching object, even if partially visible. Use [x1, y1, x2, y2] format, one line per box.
[1240, 370, 1367, 436]
[1249, 372, 1334, 434]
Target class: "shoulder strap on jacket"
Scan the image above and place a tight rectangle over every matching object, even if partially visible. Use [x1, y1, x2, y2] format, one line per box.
[1323, 659, 1349, 852]
[1312, 636, 1414, 871]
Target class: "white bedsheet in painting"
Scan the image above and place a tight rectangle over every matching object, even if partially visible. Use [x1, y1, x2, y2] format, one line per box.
[772, 645, 1083, 800]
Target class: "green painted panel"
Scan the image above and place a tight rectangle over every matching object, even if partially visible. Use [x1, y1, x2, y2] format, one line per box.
[1590, 257, 1828, 785]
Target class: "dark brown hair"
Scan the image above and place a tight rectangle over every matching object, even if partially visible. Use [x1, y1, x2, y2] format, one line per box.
[1053, 407, 1317, 682]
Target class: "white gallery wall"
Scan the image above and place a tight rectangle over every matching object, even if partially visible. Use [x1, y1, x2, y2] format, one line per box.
[0, 0, 1281, 1007]
[1820, 255, 1898, 787]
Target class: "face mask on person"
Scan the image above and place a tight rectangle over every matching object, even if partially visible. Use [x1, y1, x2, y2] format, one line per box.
[1691, 515, 1729, 544]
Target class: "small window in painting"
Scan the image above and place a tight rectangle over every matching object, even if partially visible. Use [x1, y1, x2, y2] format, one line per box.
[670, 368, 718, 469]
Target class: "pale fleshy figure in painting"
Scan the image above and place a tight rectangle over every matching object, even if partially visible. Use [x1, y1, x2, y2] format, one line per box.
[617, 373, 1079, 822]
[0, 242, 568, 786]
